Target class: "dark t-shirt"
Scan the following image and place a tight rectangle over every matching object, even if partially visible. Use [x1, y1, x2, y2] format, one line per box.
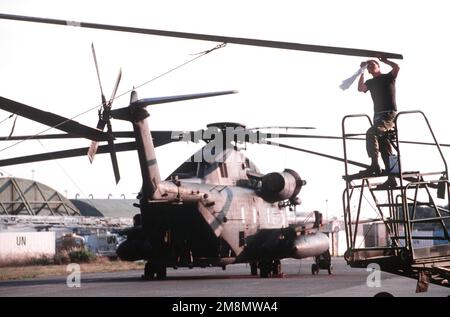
[365, 71, 397, 112]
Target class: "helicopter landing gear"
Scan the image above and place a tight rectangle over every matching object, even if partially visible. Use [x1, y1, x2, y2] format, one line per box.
[142, 261, 167, 280]
[258, 259, 283, 278]
[259, 260, 271, 278]
[142, 262, 154, 280]
[156, 265, 167, 280]
[272, 259, 283, 277]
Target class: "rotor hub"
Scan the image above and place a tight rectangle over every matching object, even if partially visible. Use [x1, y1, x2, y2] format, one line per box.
[206, 122, 246, 130]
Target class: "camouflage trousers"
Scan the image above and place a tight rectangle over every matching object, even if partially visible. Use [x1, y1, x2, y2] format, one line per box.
[366, 111, 396, 169]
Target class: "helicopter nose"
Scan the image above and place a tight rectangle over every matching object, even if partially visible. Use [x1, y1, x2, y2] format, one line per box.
[116, 238, 151, 261]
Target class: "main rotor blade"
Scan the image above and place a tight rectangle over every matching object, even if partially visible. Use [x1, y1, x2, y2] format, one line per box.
[151, 130, 186, 146]
[0, 130, 181, 144]
[0, 142, 137, 167]
[0, 131, 184, 167]
[0, 133, 80, 141]
[131, 90, 238, 108]
[264, 140, 369, 168]
[264, 133, 352, 141]
[247, 126, 316, 130]
[0, 13, 403, 59]
[266, 133, 450, 147]
[0, 96, 109, 141]
[0, 131, 136, 141]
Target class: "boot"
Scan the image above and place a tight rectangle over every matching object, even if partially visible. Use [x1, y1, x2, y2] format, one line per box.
[343, 163, 381, 181]
[343, 158, 381, 181]
[359, 160, 381, 177]
[376, 176, 397, 190]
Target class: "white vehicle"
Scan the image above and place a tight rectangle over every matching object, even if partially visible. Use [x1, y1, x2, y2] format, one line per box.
[84, 232, 119, 258]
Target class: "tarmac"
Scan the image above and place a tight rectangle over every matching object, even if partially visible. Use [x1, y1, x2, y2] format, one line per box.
[0, 257, 448, 297]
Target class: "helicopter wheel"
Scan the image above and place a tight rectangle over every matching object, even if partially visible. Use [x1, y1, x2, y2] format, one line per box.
[142, 262, 167, 280]
[156, 265, 167, 280]
[250, 261, 258, 276]
[142, 261, 156, 280]
[259, 260, 272, 278]
[272, 259, 282, 277]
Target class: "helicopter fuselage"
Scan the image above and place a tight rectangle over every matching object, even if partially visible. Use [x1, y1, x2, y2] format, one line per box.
[114, 97, 329, 276]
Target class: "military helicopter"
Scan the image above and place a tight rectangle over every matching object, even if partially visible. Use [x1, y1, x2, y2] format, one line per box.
[0, 13, 406, 279]
[0, 89, 335, 279]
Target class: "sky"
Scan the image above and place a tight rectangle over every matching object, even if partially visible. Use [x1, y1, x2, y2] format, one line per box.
[0, 0, 449, 218]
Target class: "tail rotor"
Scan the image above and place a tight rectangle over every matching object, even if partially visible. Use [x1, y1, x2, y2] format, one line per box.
[87, 43, 122, 183]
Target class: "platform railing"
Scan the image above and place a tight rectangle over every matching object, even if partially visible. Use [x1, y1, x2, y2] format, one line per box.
[341, 111, 450, 263]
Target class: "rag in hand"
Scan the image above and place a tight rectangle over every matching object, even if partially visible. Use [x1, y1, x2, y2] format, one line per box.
[339, 65, 367, 90]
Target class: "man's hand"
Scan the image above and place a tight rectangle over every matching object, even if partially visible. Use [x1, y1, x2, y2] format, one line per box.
[358, 64, 368, 92]
[378, 56, 400, 77]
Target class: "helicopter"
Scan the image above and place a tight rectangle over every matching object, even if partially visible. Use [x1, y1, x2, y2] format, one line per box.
[0, 13, 409, 279]
[0, 89, 335, 279]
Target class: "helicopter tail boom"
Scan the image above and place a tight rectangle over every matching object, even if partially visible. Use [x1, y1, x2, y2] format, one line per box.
[125, 91, 162, 199]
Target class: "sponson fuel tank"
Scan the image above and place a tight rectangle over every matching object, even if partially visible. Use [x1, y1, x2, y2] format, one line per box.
[291, 232, 329, 259]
